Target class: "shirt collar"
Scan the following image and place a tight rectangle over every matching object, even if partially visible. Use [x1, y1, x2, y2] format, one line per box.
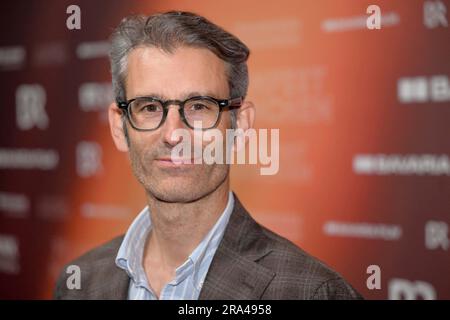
[115, 205, 151, 287]
[115, 191, 235, 290]
[184, 191, 234, 287]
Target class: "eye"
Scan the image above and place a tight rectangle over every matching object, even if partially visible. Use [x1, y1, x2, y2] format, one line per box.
[190, 103, 210, 111]
[140, 103, 162, 112]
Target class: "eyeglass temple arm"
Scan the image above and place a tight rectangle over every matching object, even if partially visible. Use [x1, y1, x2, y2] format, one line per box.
[116, 99, 128, 109]
[228, 97, 243, 108]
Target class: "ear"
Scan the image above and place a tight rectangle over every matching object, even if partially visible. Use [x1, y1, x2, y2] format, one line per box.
[108, 102, 129, 152]
[230, 100, 256, 154]
[235, 99, 255, 144]
[236, 100, 255, 130]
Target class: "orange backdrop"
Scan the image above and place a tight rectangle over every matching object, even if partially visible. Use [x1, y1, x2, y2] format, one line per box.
[0, 0, 449, 299]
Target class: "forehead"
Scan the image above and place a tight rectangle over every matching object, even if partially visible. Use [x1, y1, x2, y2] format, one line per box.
[125, 46, 229, 99]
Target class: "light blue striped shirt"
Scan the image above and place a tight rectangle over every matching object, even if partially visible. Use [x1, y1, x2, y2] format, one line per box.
[115, 192, 234, 300]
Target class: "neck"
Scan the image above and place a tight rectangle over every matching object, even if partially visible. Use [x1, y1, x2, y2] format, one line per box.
[143, 180, 230, 271]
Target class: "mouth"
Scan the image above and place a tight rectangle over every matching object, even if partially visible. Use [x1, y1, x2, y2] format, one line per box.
[154, 157, 198, 167]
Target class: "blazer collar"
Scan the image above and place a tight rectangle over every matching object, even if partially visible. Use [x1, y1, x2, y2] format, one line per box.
[199, 193, 276, 299]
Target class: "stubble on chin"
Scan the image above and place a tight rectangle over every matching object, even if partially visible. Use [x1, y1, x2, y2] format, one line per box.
[127, 137, 230, 204]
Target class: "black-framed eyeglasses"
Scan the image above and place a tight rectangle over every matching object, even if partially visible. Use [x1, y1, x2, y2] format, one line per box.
[117, 96, 243, 131]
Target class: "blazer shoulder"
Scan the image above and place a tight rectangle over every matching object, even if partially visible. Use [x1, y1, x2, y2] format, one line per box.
[256, 225, 363, 299]
[53, 235, 125, 299]
[69, 235, 125, 267]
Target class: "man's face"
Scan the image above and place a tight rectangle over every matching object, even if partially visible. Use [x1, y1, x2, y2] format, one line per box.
[123, 46, 231, 203]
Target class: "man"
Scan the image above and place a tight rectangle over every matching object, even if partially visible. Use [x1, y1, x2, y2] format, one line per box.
[54, 11, 362, 300]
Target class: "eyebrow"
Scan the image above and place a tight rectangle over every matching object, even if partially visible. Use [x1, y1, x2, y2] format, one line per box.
[133, 91, 221, 100]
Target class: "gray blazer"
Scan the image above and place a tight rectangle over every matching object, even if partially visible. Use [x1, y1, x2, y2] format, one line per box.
[54, 195, 363, 299]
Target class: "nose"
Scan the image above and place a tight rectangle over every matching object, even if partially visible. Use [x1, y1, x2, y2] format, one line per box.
[160, 105, 186, 147]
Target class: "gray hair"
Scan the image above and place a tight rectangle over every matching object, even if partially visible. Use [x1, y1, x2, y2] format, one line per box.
[109, 11, 250, 133]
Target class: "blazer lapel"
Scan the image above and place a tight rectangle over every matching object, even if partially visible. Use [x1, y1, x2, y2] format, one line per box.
[84, 236, 130, 300]
[199, 194, 276, 299]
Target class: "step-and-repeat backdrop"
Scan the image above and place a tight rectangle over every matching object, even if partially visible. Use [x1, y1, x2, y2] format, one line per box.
[0, 0, 449, 299]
